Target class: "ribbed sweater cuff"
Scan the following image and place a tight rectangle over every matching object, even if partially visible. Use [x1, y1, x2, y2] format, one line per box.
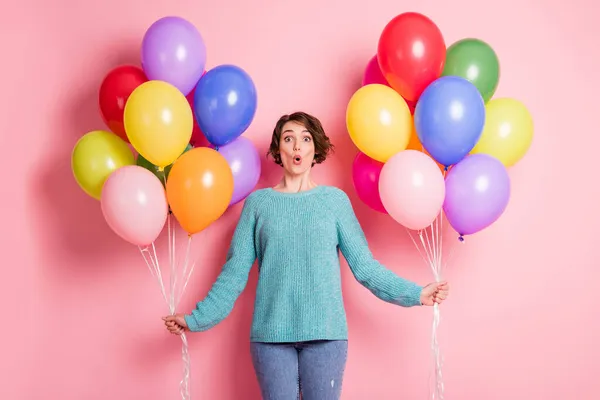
[392, 283, 423, 307]
[184, 313, 201, 332]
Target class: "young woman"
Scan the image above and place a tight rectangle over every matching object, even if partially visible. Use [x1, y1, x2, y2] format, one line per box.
[163, 112, 449, 400]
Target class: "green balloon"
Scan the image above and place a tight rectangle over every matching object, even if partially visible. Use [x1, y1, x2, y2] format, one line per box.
[442, 38, 500, 102]
[136, 144, 193, 185]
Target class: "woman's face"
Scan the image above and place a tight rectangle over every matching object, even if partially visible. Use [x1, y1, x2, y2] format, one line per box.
[279, 121, 315, 175]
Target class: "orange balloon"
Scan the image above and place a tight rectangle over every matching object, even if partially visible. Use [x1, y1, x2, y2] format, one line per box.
[166, 147, 234, 235]
[406, 119, 446, 173]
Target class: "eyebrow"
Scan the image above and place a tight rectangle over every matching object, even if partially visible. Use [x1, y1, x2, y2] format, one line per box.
[282, 129, 310, 134]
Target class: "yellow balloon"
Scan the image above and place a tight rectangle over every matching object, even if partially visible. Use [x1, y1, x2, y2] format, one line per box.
[470, 98, 533, 167]
[71, 130, 135, 200]
[124, 80, 193, 168]
[346, 84, 412, 162]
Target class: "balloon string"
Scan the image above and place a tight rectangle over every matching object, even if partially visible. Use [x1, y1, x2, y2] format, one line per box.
[138, 229, 193, 400]
[407, 212, 444, 400]
[179, 332, 191, 400]
[138, 245, 168, 305]
[177, 236, 195, 308]
[166, 224, 193, 400]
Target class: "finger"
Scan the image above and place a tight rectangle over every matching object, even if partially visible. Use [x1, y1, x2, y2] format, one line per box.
[436, 282, 448, 289]
[436, 293, 447, 300]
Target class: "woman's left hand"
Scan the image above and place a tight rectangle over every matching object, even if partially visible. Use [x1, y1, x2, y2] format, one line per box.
[420, 281, 449, 306]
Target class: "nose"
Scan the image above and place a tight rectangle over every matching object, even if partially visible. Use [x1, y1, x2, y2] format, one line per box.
[293, 143, 300, 151]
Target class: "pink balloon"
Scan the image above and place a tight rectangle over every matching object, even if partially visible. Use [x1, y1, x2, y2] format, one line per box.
[379, 150, 445, 230]
[352, 152, 387, 213]
[362, 55, 390, 87]
[101, 165, 168, 246]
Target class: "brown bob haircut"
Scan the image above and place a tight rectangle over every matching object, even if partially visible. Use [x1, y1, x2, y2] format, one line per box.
[267, 112, 334, 166]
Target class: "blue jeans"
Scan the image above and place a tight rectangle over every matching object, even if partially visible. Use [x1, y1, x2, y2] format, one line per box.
[250, 340, 348, 400]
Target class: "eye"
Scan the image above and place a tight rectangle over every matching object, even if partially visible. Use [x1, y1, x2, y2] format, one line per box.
[283, 136, 292, 142]
[303, 136, 312, 142]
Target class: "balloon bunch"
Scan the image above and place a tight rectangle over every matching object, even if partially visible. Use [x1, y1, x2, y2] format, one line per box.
[70, 16, 261, 400]
[347, 12, 533, 399]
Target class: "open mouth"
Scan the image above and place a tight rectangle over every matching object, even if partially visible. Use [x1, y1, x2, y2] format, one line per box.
[293, 155, 302, 165]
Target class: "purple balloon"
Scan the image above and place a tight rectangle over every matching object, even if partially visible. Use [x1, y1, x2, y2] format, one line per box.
[141, 16, 207, 96]
[216, 137, 261, 205]
[443, 154, 510, 238]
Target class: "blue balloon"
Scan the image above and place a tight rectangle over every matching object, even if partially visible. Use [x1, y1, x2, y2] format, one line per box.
[193, 65, 257, 147]
[414, 76, 485, 167]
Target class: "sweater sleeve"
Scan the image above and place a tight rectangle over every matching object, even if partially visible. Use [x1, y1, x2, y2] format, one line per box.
[334, 190, 423, 307]
[184, 195, 258, 332]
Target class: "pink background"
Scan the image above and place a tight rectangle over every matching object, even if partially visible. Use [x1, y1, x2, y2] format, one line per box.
[2, 0, 598, 399]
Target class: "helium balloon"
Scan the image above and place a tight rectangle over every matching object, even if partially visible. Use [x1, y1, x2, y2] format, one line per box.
[216, 137, 261, 206]
[193, 65, 257, 147]
[442, 38, 500, 102]
[443, 154, 510, 237]
[141, 16, 206, 96]
[98, 65, 147, 142]
[414, 76, 485, 167]
[362, 55, 390, 87]
[346, 84, 412, 162]
[166, 147, 234, 235]
[470, 98, 533, 167]
[352, 152, 387, 214]
[101, 165, 168, 246]
[377, 12, 446, 102]
[71, 130, 135, 200]
[379, 150, 445, 230]
[124, 80, 193, 168]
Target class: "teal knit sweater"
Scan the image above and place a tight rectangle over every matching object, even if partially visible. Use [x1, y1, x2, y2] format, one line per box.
[184, 185, 423, 342]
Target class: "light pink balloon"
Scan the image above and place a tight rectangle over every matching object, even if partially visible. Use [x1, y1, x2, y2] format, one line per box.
[379, 150, 445, 230]
[362, 55, 390, 87]
[101, 165, 168, 246]
[352, 152, 387, 213]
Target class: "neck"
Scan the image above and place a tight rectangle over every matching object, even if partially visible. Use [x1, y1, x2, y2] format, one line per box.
[275, 169, 316, 193]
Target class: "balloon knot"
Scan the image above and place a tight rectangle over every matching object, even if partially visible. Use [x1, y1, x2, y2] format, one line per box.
[458, 235, 465, 242]
[444, 166, 449, 171]
[214, 146, 220, 151]
[157, 166, 164, 172]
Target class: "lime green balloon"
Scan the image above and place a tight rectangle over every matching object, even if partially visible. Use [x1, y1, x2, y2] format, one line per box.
[72, 130, 135, 200]
[136, 143, 193, 185]
[442, 38, 500, 102]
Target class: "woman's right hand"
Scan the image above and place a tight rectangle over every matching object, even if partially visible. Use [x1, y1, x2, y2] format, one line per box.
[162, 314, 188, 335]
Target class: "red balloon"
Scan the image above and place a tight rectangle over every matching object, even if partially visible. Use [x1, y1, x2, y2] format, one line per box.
[98, 65, 148, 142]
[377, 12, 446, 103]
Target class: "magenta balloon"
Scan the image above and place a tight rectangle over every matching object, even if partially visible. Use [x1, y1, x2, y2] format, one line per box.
[352, 152, 387, 213]
[443, 154, 510, 238]
[101, 165, 168, 246]
[216, 137, 261, 205]
[362, 55, 390, 87]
